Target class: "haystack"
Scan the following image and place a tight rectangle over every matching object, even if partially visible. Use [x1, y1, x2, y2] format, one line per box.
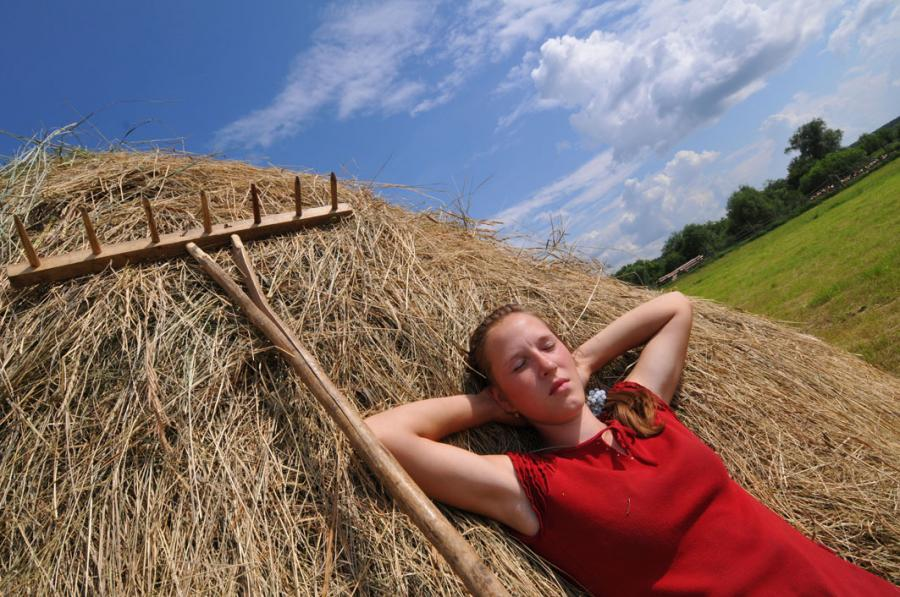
[1, 145, 898, 595]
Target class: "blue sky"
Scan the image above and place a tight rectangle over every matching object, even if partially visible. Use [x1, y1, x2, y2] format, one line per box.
[2, 0, 897, 269]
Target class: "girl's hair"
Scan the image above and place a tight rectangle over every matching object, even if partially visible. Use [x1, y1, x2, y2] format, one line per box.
[467, 303, 663, 439]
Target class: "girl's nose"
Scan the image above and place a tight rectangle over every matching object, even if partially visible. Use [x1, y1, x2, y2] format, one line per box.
[537, 352, 557, 375]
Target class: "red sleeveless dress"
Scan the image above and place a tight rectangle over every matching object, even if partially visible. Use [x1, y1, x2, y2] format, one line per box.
[506, 381, 898, 596]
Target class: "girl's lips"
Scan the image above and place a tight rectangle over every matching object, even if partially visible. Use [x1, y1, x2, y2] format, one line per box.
[550, 379, 569, 395]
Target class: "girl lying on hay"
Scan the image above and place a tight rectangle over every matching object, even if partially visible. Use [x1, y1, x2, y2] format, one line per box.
[366, 292, 898, 595]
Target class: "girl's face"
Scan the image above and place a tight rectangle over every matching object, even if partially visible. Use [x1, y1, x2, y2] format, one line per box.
[483, 313, 585, 424]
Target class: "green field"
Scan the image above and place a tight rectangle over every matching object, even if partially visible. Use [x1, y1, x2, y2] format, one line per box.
[674, 158, 900, 376]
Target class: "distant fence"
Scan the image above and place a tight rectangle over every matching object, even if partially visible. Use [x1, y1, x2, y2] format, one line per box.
[658, 254, 704, 285]
[808, 153, 892, 201]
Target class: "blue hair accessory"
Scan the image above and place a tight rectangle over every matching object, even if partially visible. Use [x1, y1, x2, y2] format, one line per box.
[587, 388, 607, 416]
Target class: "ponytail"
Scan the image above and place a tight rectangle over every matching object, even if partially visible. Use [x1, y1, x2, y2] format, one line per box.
[603, 383, 664, 438]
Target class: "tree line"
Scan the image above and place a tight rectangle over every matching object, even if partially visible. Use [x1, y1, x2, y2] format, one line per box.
[615, 117, 900, 287]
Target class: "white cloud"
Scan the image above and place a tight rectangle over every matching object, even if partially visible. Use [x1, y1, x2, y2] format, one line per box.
[529, 0, 836, 157]
[493, 149, 639, 226]
[551, 150, 722, 269]
[570, 0, 642, 33]
[616, 150, 721, 245]
[827, 0, 896, 53]
[448, 0, 581, 62]
[215, 0, 593, 148]
[421, 1, 585, 114]
[767, 0, 899, 143]
[765, 71, 899, 142]
[214, 0, 434, 149]
[574, 138, 787, 269]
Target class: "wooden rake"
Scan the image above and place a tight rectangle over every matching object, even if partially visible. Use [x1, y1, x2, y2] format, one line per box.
[7, 173, 349, 288]
[186, 236, 509, 597]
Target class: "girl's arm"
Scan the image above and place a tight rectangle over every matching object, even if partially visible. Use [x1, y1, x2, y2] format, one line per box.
[364, 393, 538, 535]
[572, 291, 693, 405]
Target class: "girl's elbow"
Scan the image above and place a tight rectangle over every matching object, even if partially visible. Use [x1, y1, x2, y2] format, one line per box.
[365, 412, 414, 452]
[364, 413, 391, 443]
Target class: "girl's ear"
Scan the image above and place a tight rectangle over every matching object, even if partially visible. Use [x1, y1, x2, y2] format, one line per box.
[487, 385, 518, 415]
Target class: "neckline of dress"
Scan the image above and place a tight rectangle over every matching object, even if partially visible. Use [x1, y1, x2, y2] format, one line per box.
[534, 419, 629, 456]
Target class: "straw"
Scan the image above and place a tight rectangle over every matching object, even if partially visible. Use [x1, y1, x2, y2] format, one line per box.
[1, 146, 897, 595]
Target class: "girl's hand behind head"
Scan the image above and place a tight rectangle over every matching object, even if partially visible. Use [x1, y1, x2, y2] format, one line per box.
[477, 388, 530, 427]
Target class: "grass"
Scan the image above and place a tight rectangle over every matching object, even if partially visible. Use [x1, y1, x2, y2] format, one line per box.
[674, 158, 900, 375]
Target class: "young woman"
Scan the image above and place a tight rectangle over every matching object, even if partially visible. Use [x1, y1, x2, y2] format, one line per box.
[364, 292, 898, 595]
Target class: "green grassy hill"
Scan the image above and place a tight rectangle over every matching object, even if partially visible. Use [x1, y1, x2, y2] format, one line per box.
[674, 158, 899, 375]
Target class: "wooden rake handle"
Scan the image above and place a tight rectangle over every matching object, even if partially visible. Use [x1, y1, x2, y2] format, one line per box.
[186, 236, 509, 597]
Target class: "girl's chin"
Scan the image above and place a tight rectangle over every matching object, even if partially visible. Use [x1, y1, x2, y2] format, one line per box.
[538, 401, 586, 424]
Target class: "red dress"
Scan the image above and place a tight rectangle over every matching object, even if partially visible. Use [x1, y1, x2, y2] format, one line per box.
[507, 381, 899, 596]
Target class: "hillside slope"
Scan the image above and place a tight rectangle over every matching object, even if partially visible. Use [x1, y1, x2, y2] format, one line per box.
[675, 158, 899, 375]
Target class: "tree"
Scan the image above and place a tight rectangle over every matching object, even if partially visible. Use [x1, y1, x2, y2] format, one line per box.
[662, 221, 727, 262]
[615, 258, 665, 287]
[726, 186, 778, 237]
[856, 132, 882, 154]
[662, 250, 687, 273]
[785, 118, 843, 161]
[787, 155, 815, 188]
[763, 179, 805, 214]
[785, 118, 843, 187]
[876, 125, 898, 146]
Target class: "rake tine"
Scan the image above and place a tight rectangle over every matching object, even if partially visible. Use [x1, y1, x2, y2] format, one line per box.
[13, 215, 41, 268]
[141, 198, 160, 243]
[251, 184, 262, 225]
[200, 191, 212, 234]
[330, 173, 338, 211]
[79, 207, 102, 255]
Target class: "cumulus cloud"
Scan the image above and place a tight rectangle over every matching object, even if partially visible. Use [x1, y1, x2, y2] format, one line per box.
[416, 0, 584, 114]
[529, 0, 835, 157]
[616, 150, 721, 245]
[446, 0, 581, 65]
[577, 140, 787, 269]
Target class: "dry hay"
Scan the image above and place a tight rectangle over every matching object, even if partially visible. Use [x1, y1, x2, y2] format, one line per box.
[1, 146, 898, 595]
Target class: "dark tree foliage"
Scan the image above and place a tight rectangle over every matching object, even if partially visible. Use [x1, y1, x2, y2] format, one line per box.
[787, 155, 816, 188]
[856, 132, 882, 154]
[614, 258, 665, 286]
[853, 124, 899, 154]
[785, 118, 843, 161]
[726, 185, 779, 237]
[876, 126, 897, 145]
[764, 179, 806, 214]
[785, 118, 843, 188]
[662, 220, 729, 262]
